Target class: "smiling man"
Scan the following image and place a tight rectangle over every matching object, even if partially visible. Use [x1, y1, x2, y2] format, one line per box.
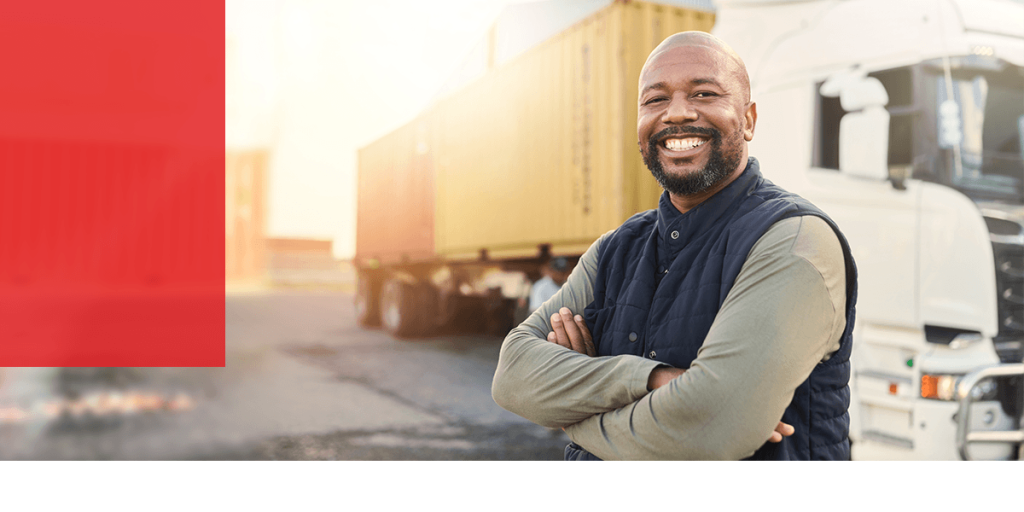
[491, 32, 859, 460]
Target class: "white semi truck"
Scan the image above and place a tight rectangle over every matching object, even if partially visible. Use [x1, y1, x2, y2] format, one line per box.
[356, 0, 1021, 459]
[712, 0, 1023, 459]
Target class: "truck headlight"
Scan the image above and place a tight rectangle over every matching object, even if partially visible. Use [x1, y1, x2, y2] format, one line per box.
[921, 374, 998, 401]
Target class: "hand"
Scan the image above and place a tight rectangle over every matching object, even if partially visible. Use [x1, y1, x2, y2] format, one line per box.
[768, 421, 795, 443]
[546, 307, 597, 357]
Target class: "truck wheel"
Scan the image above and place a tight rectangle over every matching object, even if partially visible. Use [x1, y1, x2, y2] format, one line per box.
[380, 279, 434, 338]
[355, 273, 381, 327]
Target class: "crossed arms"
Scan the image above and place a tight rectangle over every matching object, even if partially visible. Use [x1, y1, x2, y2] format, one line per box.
[491, 216, 847, 460]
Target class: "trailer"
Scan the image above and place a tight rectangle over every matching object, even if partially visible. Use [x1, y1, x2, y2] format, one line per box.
[354, 0, 715, 336]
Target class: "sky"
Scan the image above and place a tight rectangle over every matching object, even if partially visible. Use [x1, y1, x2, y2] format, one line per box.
[226, 0, 519, 258]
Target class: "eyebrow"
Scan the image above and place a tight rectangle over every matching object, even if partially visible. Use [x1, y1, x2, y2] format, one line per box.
[640, 78, 724, 96]
[690, 78, 722, 88]
[640, 81, 668, 96]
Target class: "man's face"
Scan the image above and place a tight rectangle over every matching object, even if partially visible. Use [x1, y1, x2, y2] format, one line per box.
[637, 44, 756, 196]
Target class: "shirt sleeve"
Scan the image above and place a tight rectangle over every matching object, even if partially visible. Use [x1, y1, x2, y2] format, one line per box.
[491, 230, 663, 429]
[563, 216, 847, 459]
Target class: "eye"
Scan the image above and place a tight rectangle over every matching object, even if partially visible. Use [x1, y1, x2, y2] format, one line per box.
[693, 91, 718, 98]
[642, 97, 667, 106]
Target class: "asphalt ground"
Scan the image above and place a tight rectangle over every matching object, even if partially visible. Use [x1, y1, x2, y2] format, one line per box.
[0, 290, 569, 460]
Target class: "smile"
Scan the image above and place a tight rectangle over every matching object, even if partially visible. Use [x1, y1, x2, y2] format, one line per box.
[662, 137, 706, 152]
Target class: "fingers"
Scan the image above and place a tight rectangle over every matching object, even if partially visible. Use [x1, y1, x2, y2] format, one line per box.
[776, 421, 795, 437]
[552, 308, 586, 354]
[548, 307, 593, 355]
[548, 312, 572, 350]
[561, 308, 591, 355]
[574, 314, 597, 357]
[544, 321, 569, 350]
[546, 330, 568, 349]
[768, 421, 795, 443]
[545, 307, 596, 357]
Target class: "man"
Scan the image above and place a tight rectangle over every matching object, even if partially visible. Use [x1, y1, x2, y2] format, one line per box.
[528, 257, 570, 313]
[491, 32, 857, 460]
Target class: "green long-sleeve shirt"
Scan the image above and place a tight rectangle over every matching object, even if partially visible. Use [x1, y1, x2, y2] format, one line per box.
[491, 215, 847, 460]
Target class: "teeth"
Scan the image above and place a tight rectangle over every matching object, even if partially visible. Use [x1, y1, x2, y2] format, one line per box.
[664, 137, 705, 151]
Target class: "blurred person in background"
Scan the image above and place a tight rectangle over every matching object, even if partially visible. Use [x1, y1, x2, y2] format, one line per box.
[528, 257, 570, 313]
[492, 31, 858, 460]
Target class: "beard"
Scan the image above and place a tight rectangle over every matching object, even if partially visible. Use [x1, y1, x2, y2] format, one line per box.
[642, 126, 744, 196]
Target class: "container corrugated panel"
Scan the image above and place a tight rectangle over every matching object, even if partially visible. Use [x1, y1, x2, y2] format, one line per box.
[356, 113, 436, 265]
[356, 1, 713, 265]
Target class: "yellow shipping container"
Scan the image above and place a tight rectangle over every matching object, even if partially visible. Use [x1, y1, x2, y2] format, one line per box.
[358, 0, 714, 264]
[355, 1, 714, 336]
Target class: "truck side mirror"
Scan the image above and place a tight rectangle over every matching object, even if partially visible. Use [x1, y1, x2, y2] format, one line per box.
[837, 77, 890, 180]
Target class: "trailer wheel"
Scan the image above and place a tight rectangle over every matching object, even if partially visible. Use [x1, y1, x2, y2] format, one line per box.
[354, 272, 381, 327]
[380, 279, 434, 338]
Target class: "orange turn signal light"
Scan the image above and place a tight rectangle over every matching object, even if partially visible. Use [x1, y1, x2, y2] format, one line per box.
[920, 374, 959, 400]
[921, 375, 939, 399]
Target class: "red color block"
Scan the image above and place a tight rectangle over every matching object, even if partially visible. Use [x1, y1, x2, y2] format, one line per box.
[0, 1, 225, 366]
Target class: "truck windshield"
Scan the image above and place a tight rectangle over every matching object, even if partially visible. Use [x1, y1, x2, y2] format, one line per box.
[930, 64, 1024, 203]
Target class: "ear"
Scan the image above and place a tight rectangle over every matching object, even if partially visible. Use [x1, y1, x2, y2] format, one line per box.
[743, 102, 757, 141]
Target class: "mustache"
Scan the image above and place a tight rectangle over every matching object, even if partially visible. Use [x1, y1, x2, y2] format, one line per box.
[650, 126, 720, 145]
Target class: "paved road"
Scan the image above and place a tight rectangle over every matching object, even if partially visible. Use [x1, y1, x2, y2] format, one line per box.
[0, 290, 568, 460]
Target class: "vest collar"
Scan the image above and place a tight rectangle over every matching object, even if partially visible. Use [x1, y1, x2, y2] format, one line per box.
[656, 157, 762, 250]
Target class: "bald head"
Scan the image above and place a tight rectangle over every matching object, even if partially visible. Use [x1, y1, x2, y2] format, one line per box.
[642, 32, 750, 103]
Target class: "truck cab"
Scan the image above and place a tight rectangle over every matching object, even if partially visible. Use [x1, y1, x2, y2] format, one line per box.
[713, 0, 1023, 459]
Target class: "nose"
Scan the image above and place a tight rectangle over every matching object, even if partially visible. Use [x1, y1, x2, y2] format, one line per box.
[662, 94, 698, 124]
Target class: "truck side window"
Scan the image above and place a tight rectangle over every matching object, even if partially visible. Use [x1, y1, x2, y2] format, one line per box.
[813, 94, 844, 170]
[813, 67, 916, 177]
[871, 68, 915, 173]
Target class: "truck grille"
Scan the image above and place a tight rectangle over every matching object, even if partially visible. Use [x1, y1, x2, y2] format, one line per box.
[992, 241, 1024, 363]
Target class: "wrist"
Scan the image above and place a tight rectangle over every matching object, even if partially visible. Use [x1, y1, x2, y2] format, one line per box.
[647, 365, 668, 391]
[647, 365, 684, 391]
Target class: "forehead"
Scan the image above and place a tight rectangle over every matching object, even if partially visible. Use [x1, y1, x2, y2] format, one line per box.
[639, 44, 738, 89]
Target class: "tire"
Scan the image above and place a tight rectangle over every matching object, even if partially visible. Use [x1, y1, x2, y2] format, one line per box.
[380, 279, 435, 338]
[354, 272, 381, 327]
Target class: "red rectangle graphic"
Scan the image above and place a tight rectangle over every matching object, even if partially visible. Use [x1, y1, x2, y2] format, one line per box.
[0, 1, 225, 366]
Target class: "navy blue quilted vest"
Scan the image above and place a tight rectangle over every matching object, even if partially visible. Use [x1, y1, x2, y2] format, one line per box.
[566, 158, 858, 460]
